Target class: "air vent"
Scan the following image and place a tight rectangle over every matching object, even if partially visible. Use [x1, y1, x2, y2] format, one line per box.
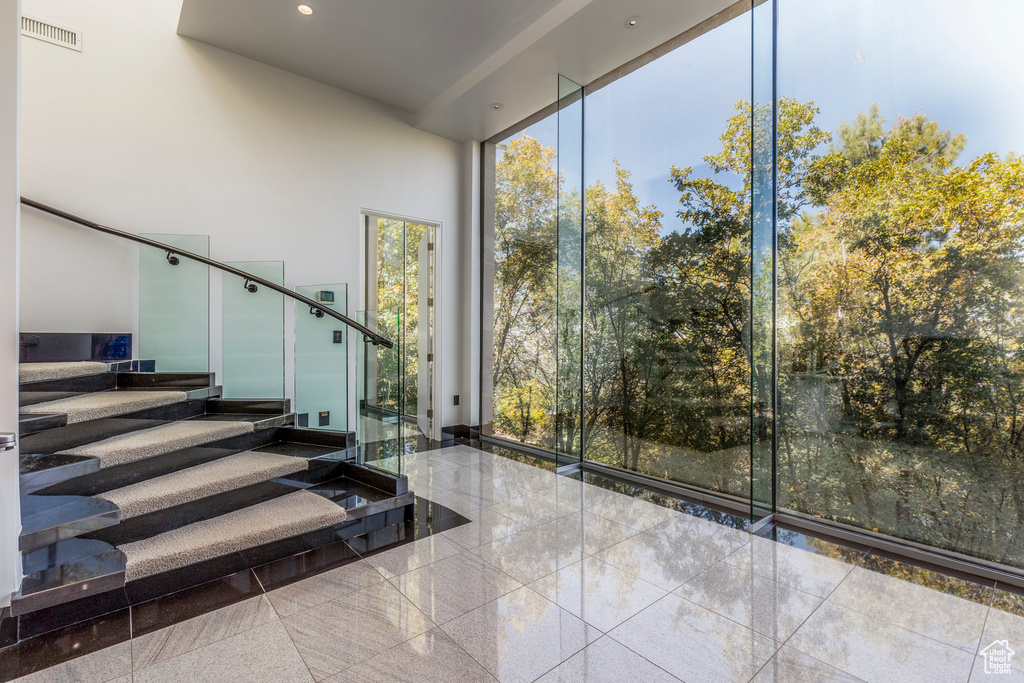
[21, 14, 82, 52]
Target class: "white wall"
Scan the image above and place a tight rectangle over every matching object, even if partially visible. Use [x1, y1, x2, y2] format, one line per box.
[1, 0, 22, 608]
[19, 0, 471, 428]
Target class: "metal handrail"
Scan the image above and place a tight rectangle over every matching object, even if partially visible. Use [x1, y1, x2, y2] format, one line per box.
[21, 197, 393, 348]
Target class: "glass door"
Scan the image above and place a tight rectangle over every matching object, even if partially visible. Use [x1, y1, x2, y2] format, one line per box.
[365, 215, 435, 441]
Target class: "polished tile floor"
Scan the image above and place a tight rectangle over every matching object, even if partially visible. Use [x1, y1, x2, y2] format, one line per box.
[11, 444, 1024, 682]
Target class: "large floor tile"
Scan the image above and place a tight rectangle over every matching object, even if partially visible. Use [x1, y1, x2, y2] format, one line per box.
[469, 457, 536, 479]
[424, 488, 492, 516]
[334, 628, 497, 683]
[491, 491, 578, 528]
[750, 646, 863, 683]
[393, 551, 522, 625]
[585, 492, 681, 532]
[442, 586, 600, 683]
[675, 561, 822, 641]
[548, 511, 640, 556]
[432, 446, 500, 468]
[365, 533, 463, 579]
[969, 655, 1024, 681]
[11, 643, 132, 683]
[534, 636, 680, 683]
[548, 477, 590, 509]
[788, 601, 974, 683]
[471, 523, 586, 585]
[644, 513, 750, 561]
[592, 531, 719, 591]
[280, 581, 434, 680]
[266, 560, 386, 617]
[132, 594, 278, 670]
[724, 536, 857, 597]
[607, 593, 779, 683]
[829, 565, 989, 652]
[530, 556, 667, 632]
[134, 621, 312, 683]
[977, 589, 1024, 674]
[440, 508, 522, 550]
[438, 468, 523, 504]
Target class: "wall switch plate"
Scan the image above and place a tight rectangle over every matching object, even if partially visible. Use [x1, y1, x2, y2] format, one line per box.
[319, 411, 330, 426]
[297, 413, 309, 427]
[333, 330, 343, 343]
[454, 395, 460, 406]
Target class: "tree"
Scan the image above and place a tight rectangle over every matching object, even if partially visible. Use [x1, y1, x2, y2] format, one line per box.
[583, 164, 665, 471]
[778, 106, 1024, 558]
[491, 136, 559, 443]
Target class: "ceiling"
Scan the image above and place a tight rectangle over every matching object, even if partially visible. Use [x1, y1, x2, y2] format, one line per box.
[178, 0, 738, 142]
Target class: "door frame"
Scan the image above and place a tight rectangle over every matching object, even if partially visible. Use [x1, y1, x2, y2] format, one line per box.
[359, 209, 442, 442]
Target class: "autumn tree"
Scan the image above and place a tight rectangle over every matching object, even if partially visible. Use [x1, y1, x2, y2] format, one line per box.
[491, 136, 559, 443]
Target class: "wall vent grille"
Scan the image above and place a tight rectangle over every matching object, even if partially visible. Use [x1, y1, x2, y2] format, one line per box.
[21, 14, 82, 52]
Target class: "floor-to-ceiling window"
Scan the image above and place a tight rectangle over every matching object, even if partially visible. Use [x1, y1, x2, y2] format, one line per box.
[582, 9, 752, 497]
[484, 113, 560, 448]
[775, 0, 1024, 567]
[482, 0, 1024, 569]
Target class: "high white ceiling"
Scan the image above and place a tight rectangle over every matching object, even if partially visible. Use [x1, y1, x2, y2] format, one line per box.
[178, 0, 737, 142]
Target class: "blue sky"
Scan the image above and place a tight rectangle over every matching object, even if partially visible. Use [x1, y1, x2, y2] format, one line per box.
[512, 0, 1024, 235]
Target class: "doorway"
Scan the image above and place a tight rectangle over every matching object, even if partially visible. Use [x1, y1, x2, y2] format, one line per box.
[362, 214, 436, 442]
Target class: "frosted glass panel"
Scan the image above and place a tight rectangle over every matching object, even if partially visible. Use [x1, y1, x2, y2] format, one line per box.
[223, 262, 285, 399]
[294, 284, 348, 431]
[139, 234, 210, 372]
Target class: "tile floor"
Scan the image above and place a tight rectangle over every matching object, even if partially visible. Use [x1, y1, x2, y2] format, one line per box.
[9, 444, 1024, 683]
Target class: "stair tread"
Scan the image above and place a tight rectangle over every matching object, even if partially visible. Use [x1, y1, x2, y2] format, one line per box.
[19, 362, 110, 384]
[57, 419, 256, 468]
[119, 490, 347, 581]
[21, 390, 189, 424]
[98, 450, 309, 519]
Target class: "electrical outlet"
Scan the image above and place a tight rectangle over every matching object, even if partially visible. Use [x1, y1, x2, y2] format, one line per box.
[333, 330, 343, 343]
[454, 395, 460, 406]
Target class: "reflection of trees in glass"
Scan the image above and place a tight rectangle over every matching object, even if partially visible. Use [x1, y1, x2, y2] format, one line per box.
[493, 96, 1024, 566]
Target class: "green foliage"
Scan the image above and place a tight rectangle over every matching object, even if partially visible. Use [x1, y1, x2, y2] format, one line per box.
[491, 98, 1024, 566]
[491, 136, 558, 444]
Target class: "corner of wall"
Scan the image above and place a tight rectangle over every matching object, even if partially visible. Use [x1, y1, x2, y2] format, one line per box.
[1, 0, 24, 607]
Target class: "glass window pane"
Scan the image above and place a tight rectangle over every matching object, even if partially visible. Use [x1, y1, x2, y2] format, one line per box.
[582, 13, 752, 497]
[488, 114, 559, 448]
[777, 0, 1024, 566]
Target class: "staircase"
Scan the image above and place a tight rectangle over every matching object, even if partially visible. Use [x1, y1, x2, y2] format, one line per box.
[13, 353, 412, 622]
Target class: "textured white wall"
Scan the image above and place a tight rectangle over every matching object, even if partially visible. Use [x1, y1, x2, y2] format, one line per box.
[19, 0, 471, 428]
[1, 0, 22, 608]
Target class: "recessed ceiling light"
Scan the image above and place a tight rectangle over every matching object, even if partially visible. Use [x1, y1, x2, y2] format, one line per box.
[297, 5, 314, 15]
[625, 16, 640, 28]
[491, 103, 504, 111]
